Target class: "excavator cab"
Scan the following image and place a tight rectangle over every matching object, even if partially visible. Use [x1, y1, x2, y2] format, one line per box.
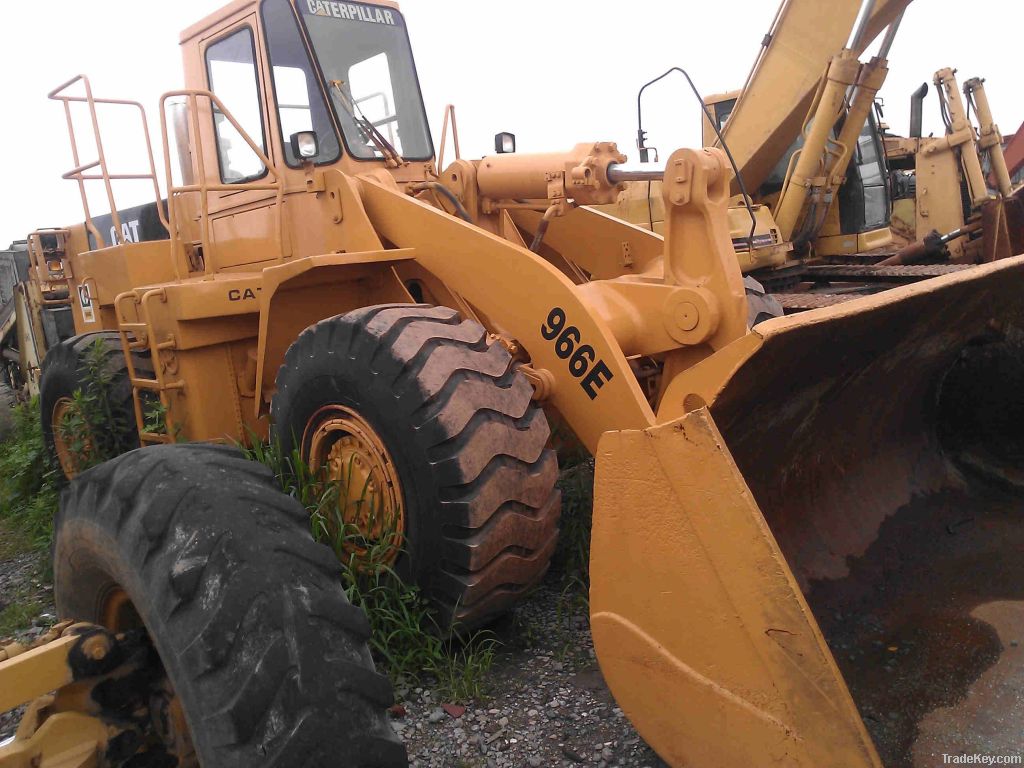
[703, 91, 894, 254]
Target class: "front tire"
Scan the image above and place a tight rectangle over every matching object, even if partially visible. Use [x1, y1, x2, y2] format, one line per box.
[271, 305, 561, 630]
[55, 444, 407, 768]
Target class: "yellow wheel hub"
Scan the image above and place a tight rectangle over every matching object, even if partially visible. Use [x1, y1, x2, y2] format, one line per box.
[305, 405, 404, 566]
[52, 396, 87, 480]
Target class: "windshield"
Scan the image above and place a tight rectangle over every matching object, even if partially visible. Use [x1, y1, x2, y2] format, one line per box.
[298, 1, 433, 161]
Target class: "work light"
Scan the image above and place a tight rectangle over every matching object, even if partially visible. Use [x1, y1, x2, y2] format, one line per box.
[290, 131, 320, 160]
[494, 132, 516, 154]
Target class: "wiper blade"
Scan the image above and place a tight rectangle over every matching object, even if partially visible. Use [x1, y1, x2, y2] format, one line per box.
[329, 79, 404, 167]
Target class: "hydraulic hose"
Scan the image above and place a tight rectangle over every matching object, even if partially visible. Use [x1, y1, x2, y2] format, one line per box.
[412, 182, 473, 223]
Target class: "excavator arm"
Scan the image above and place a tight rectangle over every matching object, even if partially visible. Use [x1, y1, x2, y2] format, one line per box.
[720, 0, 913, 193]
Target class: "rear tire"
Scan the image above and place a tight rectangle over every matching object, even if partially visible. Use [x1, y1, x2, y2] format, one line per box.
[271, 305, 561, 630]
[54, 444, 407, 768]
[40, 332, 143, 480]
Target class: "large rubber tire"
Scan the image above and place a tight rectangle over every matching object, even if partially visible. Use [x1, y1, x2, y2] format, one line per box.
[54, 444, 407, 768]
[40, 332, 143, 480]
[271, 305, 561, 630]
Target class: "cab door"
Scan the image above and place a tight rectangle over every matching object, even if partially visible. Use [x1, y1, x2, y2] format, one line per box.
[199, 13, 286, 269]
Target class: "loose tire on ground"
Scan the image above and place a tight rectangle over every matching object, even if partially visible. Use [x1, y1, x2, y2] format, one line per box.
[744, 276, 785, 327]
[55, 443, 407, 768]
[271, 305, 561, 630]
[39, 332, 144, 479]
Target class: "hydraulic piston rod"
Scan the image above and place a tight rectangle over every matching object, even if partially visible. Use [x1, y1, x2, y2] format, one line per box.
[606, 163, 667, 184]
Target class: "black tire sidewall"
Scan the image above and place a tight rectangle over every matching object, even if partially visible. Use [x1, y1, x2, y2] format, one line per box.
[40, 344, 83, 462]
[54, 500, 211, 759]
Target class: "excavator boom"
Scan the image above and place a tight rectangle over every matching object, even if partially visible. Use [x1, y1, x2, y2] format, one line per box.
[720, 0, 912, 193]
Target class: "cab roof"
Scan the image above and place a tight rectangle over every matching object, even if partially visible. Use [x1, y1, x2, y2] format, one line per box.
[180, 0, 403, 45]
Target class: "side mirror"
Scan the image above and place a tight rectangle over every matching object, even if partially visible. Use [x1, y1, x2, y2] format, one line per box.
[494, 132, 516, 154]
[290, 130, 320, 160]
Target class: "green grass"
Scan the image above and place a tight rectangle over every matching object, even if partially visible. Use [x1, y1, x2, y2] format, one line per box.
[241, 436, 498, 701]
[0, 586, 46, 640]
[0, 399, 59, 550]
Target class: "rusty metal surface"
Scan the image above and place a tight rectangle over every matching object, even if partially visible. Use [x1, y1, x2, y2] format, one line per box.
[981, 194, 1024, 263]
[1000, 120, 1024, 183]
[802, 263, 975, 282]
[774, 292, 862, 310]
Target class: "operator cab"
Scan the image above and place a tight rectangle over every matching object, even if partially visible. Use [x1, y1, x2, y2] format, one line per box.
[182, 0, 434, 188]
[706, 94, 892, 252]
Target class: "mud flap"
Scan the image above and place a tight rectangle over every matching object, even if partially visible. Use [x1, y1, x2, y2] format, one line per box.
[592, 409, 881, 768]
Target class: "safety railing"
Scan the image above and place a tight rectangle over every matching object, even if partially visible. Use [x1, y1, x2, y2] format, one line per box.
[158, 89, 285, 279]
[48, 75, 168, 249]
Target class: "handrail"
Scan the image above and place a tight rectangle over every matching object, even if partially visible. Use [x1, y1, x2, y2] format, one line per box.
[48, 75, 168, 248]
[437, 104, 461, 171]
[158, 89, 285, 279]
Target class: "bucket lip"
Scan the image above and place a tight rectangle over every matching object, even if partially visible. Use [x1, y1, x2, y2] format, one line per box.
[751, 254, 1024, 338]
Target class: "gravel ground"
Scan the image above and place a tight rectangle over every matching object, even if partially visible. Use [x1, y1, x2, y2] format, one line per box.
[396, 581, 667, 767]
[0, 543, 56, 742]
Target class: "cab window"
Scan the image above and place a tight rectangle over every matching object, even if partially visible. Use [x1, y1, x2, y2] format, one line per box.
[261, 0, 341, 167]
[205, 27, 268, 183]
[299, 1, 433, 162]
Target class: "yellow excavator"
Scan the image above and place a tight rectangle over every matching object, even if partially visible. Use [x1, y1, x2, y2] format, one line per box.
[603, 0, 1022, 309]
[2, 0, 1024, 766]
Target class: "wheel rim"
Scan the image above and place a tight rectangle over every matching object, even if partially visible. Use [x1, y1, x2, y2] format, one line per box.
[98, 585, 197, 766]
[304, 405, 405, 566]
[52, 396, 86, 479]
[99, 586, 142, 631]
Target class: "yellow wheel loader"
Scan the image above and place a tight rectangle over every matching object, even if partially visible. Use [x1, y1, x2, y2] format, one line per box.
[0, 237, 78, 399]
[3, 1, 1024, 766]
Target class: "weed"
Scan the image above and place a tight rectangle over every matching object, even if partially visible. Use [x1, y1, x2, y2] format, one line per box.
[0, 399, 59, 548]
[554, 457, 595, 594]
[432, 632, 499, 701]
[55, 340, 135, 472]
[241, 436, 497, 700]
[142, 397, 181, 441]
[0, 594, 46, 640]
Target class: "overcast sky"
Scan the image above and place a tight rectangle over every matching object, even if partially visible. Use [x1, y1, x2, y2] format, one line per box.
[0, 0, 1019, 246]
